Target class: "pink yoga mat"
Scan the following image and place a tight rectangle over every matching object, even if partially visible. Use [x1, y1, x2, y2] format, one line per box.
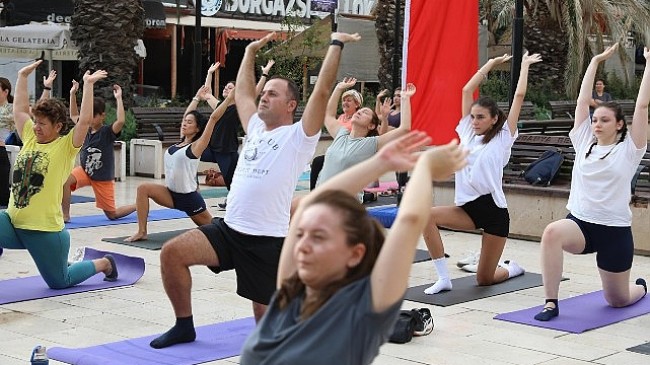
[363, 181, 399, 193]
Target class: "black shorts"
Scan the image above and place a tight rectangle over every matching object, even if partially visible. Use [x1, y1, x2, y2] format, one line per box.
[198, 218, 284, 305]
[567, 214, 634, 273]
[460, 194, 510, 237]
[169, 189, 206, 216]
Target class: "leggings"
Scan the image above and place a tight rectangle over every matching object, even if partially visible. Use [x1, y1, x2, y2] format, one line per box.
[0, 146, 9, 206]
[0, 211, 96, 289]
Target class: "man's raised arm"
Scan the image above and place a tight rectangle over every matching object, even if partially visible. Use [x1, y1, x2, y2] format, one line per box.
[301, 32, 360, 137]
[235, 32, 276, 131]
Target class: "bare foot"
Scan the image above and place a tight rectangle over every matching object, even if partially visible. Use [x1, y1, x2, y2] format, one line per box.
[124, 232, 147, 242]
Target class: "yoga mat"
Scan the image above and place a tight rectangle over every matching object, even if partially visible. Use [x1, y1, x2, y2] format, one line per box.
[199, 188, 229, 199]
[102, 229, 189, 250]
[413, 249, 432, 263]
[404, 273, 547, 307]
[0, 248, 145, 305]
[65, 209, 187, 230]
[364, 194, 398, 208]
[494, 291, 650, 334]
[364, 181, 399, 193]
[367, 206, 398, 228]
[627, 342, 650, 355]
[48, 317, 255, 365]
[71, 195, 96, 204]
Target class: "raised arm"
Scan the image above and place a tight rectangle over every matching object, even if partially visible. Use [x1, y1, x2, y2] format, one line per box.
[39, 69, 56, 100]
[277, 131, 432, 286]
[13, 60, 42, 138]
[324, 77, 356, 136]
[377, 97, 391, 135]
[255, 59, 275, 96]
[506, 52, 542, 136]
[374, 89, 388, 118]
[75, 70, 107, 147]
[184, 86, 209, 116]
[236, 32, 276, 131]
[576, 44, 618, 128]
[302, 32, 361, 137]
[69, 79, 80, 124]
[190, 89, 235, 158]
[463, 54, 512, 116]
[370, 138, 467, 312]
[377, 83, 415, 149]
[111, 85, 126, 135]
[203, 62, 221, 109]
[631, 47, 650, 149]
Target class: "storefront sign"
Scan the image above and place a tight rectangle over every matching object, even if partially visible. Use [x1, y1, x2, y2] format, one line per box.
[201, 0, 224, 16]
[223, 0, 312, 18]
[339, 0, 375, 15]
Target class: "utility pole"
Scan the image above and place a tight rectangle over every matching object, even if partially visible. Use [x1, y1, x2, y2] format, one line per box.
[509, 0, 524, 106]
[193, 0, 203, 94]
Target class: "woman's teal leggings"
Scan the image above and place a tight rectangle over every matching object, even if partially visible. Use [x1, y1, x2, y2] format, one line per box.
[0, 211, 97, 289]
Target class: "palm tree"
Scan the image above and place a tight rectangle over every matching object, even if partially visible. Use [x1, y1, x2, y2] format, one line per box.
[482, 0, 650, 98]
[71, 0, 144, 107]
[373, 0, 404, 92]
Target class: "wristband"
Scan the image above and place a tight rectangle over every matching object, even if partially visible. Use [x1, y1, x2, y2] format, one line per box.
[262, 73, 269, 78]
[43, 86, 52, 90]
[330, 39, 344, 49]
[192, 97, 200, 102]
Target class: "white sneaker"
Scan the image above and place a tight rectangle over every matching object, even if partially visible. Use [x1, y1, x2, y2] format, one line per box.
[456, 251, 480, 268]
[460, 263, 478, 273]
[70, 247, 85, 264]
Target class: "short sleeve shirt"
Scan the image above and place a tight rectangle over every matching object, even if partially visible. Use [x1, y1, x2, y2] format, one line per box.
[454, 115, 517, 208]
[240, 277, 401, 365]
[317, 128, 378, 186]
[79, 124, 118, 181]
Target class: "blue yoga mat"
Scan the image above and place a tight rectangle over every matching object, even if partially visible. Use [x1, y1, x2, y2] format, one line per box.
[71, 195, 96, 204]
[66, 209, 187, 229]
[367, 206, 398, 228]
[0, 248, 145, 305]
[495, 291, 650, 333]
[48, 317, 255, 365]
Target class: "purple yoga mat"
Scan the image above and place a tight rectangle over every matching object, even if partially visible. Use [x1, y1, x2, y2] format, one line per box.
[495, 291, 650, 333]
[0, 248, 145, 305]
[48, 317, 255, 365]
[66, 209, 187, 229]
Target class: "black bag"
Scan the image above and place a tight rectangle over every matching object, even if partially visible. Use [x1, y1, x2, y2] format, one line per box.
[389, 310, 417, 344]
[522, 149, 564, 186]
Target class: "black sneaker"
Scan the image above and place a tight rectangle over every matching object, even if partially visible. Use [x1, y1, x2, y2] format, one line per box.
[0, 246, 3, 257]
[412, 308, 434, 336]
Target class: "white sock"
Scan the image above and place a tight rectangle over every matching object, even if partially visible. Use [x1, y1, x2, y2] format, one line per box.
[424, 278, 452, 294]
[502, 260, 525, 278]
[424, 257, 452, 294]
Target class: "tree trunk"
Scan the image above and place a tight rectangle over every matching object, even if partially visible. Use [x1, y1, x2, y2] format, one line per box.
[375, 0, 405, 92]
[71, 0, 144, 107]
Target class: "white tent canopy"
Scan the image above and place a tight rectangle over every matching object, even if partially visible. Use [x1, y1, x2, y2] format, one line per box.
[0, 22, 146, 61]
[0, 22, 71, 50]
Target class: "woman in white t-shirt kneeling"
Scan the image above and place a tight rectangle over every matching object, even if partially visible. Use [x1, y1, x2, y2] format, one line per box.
[534, 44, 649, 321]
[422, 52, 542, 295]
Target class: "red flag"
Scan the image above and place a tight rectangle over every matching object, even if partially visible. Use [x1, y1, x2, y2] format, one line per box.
[403, 0, 478, 145]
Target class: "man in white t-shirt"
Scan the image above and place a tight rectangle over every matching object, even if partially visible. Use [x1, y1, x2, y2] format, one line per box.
[149, 31, 361, 349]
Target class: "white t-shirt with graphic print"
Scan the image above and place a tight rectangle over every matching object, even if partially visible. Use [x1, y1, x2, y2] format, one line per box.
[567, 118, 646, 226]
[225, 113, 320, 237]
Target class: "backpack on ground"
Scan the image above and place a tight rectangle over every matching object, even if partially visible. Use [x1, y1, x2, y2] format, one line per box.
[522, 148, 564, 186]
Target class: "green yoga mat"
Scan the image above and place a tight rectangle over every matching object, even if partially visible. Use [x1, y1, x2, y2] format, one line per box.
[200, 186, 308, 200]
[102, 229, 189, 250]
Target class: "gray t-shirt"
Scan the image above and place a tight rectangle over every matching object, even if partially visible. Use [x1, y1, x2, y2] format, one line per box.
[317, 128, 378, 186]
[240, 277, 401, 365]
[80, 125, 119, 181]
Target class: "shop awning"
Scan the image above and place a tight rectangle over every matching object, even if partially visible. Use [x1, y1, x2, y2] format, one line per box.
[4, 0, 166, 29]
